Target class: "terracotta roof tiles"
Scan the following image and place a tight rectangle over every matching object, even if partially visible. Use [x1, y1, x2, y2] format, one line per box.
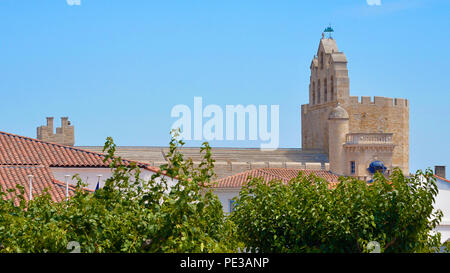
[0, 131, 159, 203]
[0, 165, 85, 205]
[435, 175, 450, 184]
[213, 168, 339, 189]
[0, 131, 159, 171]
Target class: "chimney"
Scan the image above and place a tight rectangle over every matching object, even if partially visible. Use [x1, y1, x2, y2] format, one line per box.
[435, 166, 446, 179]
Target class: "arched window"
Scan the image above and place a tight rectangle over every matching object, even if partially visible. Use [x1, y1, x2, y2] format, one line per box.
[320, 52, 324, 69]
[312, 81, 316, 104]
[317, 79, 321, 104]
[324, 78, 328, 102]
[330, 76, 334, 101]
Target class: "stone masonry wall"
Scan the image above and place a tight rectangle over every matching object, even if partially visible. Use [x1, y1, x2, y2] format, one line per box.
[345, 96, 409, 174]
[37, 117, 75, 146]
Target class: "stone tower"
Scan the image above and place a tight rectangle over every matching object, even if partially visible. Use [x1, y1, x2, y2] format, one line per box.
[37, 117, 75, 146]
[301, 32, 409, 176]
[328, 104, 349, 175]
[301, 35, 349, 154]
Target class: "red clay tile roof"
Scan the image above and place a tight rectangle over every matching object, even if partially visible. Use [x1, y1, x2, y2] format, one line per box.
[0, 165, 85, 205]
[212, 168, 340, 189]
[435, 175, 450, 184]
[0, 131, 159, 172]
[0, 131, 160, 203]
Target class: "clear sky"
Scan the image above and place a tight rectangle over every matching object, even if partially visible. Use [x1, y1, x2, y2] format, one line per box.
[0, 0, 448, 173]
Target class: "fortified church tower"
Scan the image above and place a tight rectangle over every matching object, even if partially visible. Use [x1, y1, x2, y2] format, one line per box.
[301, 28, 409, 179]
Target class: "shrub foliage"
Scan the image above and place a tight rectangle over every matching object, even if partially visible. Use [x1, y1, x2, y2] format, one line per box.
[0, 131, 446, 253]
[231, 169, 444, 253]
[0, 131, 239, 253]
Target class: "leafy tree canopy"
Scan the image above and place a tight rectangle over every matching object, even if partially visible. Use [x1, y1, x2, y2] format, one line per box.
[0, 130, 447, 253]
[0, 130, 240, 253]
[231, 169, 446, 253]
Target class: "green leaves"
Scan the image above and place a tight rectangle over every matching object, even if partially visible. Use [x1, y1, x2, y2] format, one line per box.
[231, 168, 444, 253]
[0, 130, 445, 253]
[0, 130, 239, 253]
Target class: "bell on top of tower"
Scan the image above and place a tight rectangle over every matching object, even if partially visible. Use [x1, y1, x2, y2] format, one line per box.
[323, 25, 334, 39]
[324, 26, 334, 33]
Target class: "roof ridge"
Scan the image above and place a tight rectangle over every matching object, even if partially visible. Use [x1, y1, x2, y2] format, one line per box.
[215, 168, 261, 182]
[434, 175, 450, 184]
[0, 130, 159, 171]
[258, 168, 292, 182]
[0, 163, 43, 167]
[0, 130, 106, 157]
[216, 167, 329, 183]
[260, 168, 328, 179]
[212, 168, 339, 189]
[261, 167, 327, 171]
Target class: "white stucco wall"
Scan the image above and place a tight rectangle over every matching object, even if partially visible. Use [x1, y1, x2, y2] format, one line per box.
[214, 188, 241, 213]
[52, 167, 240, 213]
[51, 167, 175, 191]
[52, 168, 238, 213]
[435, 178, 450, 242]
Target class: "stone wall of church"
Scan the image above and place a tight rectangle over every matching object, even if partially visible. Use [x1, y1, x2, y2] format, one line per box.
[302, 36, 409, 175]
[344, 146, 395, 179]
[78, 146, 330, 179]
[345, 96, 409, 174]
[302, 37, 350, 154]
[301, 102, 334, 153]
[302, 96, 409, 174]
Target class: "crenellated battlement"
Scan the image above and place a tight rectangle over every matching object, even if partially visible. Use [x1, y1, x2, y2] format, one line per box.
[348, 96, 408, 108]
[37, 117, 75, 146]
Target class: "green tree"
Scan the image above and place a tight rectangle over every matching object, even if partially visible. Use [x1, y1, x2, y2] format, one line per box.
[231, 169, 445, 253]
[0, 130, 240, 253]
[0, 131, 446, 253]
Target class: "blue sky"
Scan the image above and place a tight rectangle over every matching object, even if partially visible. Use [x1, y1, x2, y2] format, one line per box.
[0, 0, 448, 172]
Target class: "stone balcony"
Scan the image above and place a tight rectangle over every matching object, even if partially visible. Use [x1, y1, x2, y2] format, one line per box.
[345, 133, 393, 145]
